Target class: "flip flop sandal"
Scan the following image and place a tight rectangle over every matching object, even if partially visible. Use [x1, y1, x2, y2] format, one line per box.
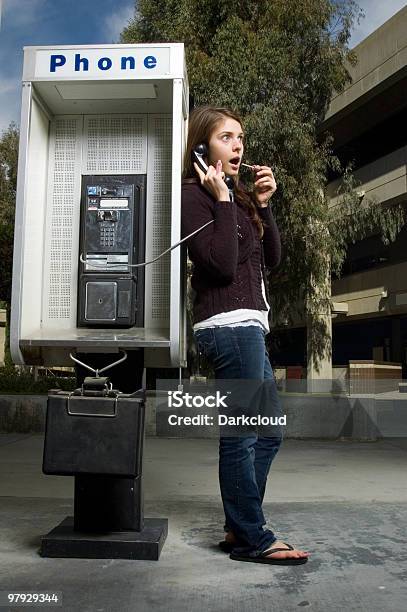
[229, 542, 308, 565]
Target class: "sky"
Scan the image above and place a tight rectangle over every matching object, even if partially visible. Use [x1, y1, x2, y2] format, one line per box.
[0, 0, 406, 134]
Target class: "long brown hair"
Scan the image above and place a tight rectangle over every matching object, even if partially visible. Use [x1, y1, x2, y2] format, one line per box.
[183, 105, 263, 238]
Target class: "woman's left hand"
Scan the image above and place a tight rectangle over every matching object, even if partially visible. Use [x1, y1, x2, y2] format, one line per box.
[253, 165, 277, 207]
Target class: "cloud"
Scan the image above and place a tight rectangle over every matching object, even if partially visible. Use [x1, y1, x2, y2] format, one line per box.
[349, 0, 407, 47]
[2, 0, 47, 29]
[0, 77, 18, 96]
[102, 2, 135, 43]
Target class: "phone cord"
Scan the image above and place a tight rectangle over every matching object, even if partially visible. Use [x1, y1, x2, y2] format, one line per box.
[79, 219, 215, 269]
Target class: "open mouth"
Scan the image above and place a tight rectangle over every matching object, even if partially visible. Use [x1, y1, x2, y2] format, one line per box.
[229, 157, 240, 166]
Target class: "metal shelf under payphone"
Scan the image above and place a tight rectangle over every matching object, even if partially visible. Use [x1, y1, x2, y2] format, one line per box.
[19, 327, 171, 348]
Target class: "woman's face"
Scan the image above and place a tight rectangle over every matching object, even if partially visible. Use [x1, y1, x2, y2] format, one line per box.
[207, 117, 244, 177]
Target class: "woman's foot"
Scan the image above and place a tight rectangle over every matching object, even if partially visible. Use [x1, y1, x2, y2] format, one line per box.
[218, 531, 240, 552]
[224, 531, 239, 545]
[224, 533, 309, 560]
[264, 540, 309, 560]
[225, 531, 309, 559]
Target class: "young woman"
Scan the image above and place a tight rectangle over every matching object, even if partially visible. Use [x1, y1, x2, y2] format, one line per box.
[181, 106, 309, 565]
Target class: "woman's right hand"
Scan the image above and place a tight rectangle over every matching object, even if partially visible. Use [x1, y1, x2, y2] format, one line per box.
[194, 160, 231, 202]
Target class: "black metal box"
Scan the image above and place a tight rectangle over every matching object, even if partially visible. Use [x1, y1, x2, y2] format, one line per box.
[43, 390, 145, 477]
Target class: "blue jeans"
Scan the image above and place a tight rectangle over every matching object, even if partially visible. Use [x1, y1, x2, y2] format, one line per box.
[194, 325, 283, 556]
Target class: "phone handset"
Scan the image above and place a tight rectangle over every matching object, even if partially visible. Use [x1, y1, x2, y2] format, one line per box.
[192, 143, 235, 202]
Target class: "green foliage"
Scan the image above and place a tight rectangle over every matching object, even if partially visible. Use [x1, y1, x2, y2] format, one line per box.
[0, 367, 76, 394]
[0, 123, 19, 367]
[0, 123, 19, 305]
[122, 0, 360, 121]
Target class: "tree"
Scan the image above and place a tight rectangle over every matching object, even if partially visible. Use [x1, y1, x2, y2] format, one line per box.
[0, 123, 19, 367]
[121, 1, 404, 369]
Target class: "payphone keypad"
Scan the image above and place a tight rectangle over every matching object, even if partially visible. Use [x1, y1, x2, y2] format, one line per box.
[100, 224, 116, 247]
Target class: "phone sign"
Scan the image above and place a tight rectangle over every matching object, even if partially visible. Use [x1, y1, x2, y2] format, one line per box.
[34, 48, 171, 79]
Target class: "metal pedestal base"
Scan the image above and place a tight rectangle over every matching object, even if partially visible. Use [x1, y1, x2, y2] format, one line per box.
[40, 516, 168, 560]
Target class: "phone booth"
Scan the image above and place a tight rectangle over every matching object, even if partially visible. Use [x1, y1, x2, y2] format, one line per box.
[11, 43, 189, 559]
[11, 42, 188, 368]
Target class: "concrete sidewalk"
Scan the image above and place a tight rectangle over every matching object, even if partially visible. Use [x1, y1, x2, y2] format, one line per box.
[1, 435, 407, 611]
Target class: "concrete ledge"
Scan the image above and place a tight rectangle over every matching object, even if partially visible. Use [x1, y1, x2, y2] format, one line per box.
[282, 394, 376, 439]
[0, 395, 47, 433]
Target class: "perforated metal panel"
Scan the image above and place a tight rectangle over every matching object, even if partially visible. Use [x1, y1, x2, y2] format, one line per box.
[83, 115, 147, 174]
[44, 113, 169, 328]
[145, 116, 172, 326]
[44, 117, 82, 321]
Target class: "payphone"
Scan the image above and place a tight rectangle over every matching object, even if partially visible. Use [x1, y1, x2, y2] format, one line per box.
[11, 42, 189, 561]
[78, 175, 146, 327]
